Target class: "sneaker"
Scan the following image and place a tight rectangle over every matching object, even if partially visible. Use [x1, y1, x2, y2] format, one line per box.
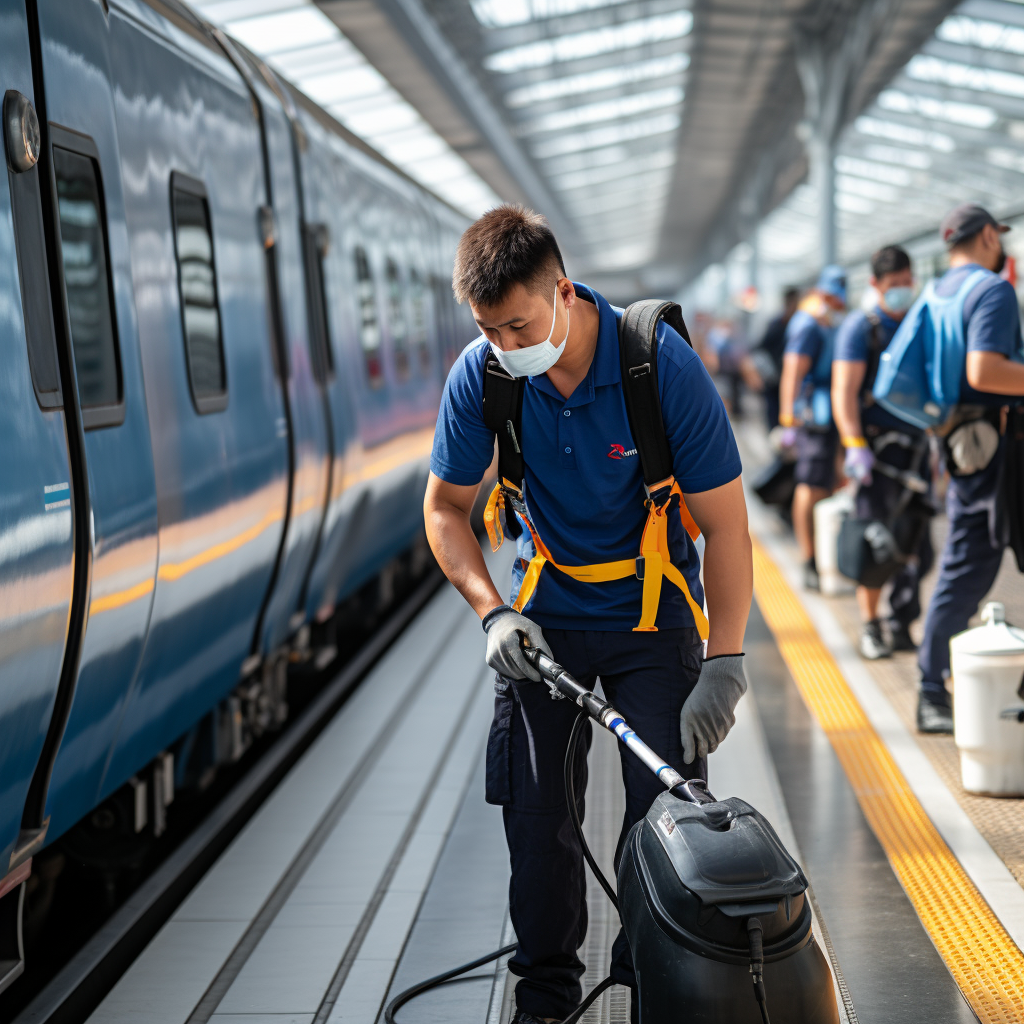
[859, 620, 892, 660]
[916, 693, 954, 734]
[888, 622, 917, 652]
[804, 560, 820, 592]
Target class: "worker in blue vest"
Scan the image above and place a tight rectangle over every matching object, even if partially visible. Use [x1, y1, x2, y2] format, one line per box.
[831, 245, 934, 660]
[915, 205, 1024, 733]
[777, 266, 847, 590]
[423, 205, 753, 1024]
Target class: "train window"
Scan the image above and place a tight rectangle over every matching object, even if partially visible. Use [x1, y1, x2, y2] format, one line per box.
[385, 259, 409, 380]
[52, 143, 123, 426]
[409, 270, 431, 375]
[355, 246, 383, 387]
[171, 174, 227, 413]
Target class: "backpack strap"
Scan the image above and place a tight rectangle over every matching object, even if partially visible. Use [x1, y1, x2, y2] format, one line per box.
[481, 349, 524, 542]
[482, 349, 524, 489]
[862, 310, 883, 404]
[618, 300, 691, 498]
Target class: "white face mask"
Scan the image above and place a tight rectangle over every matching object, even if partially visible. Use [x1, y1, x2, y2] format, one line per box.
[489, 287, 569, 378]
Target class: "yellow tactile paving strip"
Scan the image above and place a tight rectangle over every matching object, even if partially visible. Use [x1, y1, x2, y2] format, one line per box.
[751, 535, 1024, 1022]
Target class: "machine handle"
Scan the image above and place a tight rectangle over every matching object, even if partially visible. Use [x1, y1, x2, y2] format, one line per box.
[999, 707, 1024, 723]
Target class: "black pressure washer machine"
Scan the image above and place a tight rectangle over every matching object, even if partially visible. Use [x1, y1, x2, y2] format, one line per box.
[386, 647, 840, 1024]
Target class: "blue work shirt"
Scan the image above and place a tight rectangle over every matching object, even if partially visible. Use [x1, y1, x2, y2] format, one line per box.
[833, 306, 910, 432]
[934, 264, 1024, 406]
[430, 284, 741, 631]
[784, 309, 835, 425]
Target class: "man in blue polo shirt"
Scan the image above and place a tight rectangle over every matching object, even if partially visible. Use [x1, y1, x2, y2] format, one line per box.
[913, 204, 1024, 733]
[832, 245, 933, 661]
[424, 205, 752, 1024]
[777, 266, 847, 590]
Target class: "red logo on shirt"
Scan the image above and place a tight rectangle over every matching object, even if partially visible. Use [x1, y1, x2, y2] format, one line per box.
[608, 444, 637, 459]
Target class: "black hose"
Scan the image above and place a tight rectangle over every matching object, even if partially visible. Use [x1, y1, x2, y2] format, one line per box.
[747, 917, 771, 1024]
[383, 943, 516, 1023]
[565, 710, 618, 910]
[383, 709, 619, 1023]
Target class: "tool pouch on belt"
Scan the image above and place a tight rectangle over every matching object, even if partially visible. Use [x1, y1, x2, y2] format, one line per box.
[479, 300, 709, 638]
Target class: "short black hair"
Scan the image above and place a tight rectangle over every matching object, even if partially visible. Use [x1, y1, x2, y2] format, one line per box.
[453, 204, 566, 307]
[783, 286, 799, 305]
[871, 245, 911, 280]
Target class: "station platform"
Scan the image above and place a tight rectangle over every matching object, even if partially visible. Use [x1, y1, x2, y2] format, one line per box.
[83, 505, 1024, 1023]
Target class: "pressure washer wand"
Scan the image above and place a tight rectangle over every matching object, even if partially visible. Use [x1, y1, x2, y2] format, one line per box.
[523, 646, 714, 806]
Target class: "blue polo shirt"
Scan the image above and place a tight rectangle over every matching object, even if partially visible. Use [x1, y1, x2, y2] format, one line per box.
[833, 306, 909, 431]
[784, 309, 835, 425]
[430, 284, 741, 631]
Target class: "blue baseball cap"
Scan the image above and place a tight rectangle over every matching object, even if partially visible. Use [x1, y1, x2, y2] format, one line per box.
[816, 265, 847, 303]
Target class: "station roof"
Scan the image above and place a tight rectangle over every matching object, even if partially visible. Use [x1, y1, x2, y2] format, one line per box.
[760, 0, 1024, 283]
[191, 1, 980, 299]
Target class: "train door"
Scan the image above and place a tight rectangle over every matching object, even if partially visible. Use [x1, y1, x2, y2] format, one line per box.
[23, 0, 162, 843]
[0, 0, 76, 988]
[94, 9, 290, 797]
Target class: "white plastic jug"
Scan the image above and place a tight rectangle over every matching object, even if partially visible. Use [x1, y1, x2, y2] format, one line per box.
[813, 489, 855, 597]
[951, 602, 1024, 796]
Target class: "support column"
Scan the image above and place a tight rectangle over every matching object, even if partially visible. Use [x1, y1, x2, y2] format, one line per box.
[794, 0, 899, 268]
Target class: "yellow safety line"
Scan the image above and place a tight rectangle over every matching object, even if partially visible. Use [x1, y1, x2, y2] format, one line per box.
[751, 535, 1024, 1022]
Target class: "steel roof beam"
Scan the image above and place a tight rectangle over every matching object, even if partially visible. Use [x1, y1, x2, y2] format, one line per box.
[318, 0, 583, 254]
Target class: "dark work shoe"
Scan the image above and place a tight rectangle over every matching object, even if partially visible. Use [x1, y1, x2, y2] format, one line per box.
[631, 987, 639, 1024]
[512, 1012, 558, 1024]
[917, 693, 954, 734]
[804, 560, 820, 592]
[888, 622, 918, 652]
[859, 619, 892, 660]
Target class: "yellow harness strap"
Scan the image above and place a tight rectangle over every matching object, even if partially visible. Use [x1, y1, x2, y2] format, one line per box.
[485, 480, 709, 640]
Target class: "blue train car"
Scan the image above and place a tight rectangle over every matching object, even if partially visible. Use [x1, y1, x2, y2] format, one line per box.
[0, 0, 473, 991]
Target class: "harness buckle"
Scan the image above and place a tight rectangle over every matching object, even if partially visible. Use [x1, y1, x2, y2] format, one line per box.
[635, 555, 645, 581]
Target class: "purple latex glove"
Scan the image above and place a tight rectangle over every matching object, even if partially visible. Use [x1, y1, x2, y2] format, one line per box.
[779, 426, 798, 450]
[844, 445, 875, 485]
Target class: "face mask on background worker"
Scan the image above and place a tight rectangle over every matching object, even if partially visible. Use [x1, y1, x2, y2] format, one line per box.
[883, 286, 915, 313]
[489, 285, 569, 378]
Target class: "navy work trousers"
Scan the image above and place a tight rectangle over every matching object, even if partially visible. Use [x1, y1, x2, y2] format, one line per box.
[485, 628, 705, 1020]
[918, 459, 1005, 699]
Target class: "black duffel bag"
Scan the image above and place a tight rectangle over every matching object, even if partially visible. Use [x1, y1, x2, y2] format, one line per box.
[837, 498, 931, 589]
[752, 456, 796, 508]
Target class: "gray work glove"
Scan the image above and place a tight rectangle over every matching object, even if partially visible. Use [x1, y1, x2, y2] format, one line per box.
[680, 654, 748, 764]
[481, 605, 552, 682]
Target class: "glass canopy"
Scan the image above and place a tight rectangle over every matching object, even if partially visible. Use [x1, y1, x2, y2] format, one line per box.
[188, 0, 500, 219]
[752, 0, 1024, 291]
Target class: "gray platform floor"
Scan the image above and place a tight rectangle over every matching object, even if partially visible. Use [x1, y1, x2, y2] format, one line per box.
[87, 542, 988, 1024]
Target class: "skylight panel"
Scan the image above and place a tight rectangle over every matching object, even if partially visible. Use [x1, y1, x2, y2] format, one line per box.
[226, 6, 338, 55]
[524, 87, 683, 133]
[192, 0, 304, 22]
[937, 15, 1024, 56]
[550, 149, 675, 189]
[835, 193, 875, 214]
[531, 111, 680, 157]
[504, 53, 689, 108]
[302, 66, 388, 106]
[855, 116, 955, 152]
[471, 0, 630, 28]
[988, 147, 1024, 174]
[484, 11, 693, 73]
[836, 175, 900, 202]
[907, 54, 1024, 100]
[834, 155, 913, 186]
[877, 89, 997, 129]
[860, 144, 933, 170]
